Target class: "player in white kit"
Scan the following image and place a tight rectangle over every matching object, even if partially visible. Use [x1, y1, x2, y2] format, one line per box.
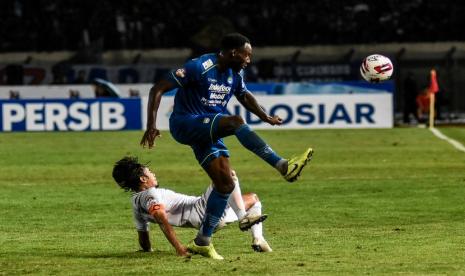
[112, 156, 272, 258]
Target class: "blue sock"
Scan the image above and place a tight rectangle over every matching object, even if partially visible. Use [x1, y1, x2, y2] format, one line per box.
[235, 124, 282, 167]
[199, 188, 230, 238]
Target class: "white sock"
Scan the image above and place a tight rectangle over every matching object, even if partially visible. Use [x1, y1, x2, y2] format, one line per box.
[228, 177, 246, 220]
[248, 201, 264, 240]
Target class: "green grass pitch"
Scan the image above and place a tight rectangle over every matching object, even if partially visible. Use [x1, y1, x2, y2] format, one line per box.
[1, 128, 465, 275]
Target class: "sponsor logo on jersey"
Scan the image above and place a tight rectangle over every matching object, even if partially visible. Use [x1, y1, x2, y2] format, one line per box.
[227, 76, 233, 84]
[208, 83, 231, 93]
[202, 59, 214, 70]
[209, 92, 227, 100]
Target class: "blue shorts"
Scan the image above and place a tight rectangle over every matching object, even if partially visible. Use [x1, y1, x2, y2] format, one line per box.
[169, 113, 229, 168]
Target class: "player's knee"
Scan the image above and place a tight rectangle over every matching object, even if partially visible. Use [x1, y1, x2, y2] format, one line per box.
[209, 156, 235, 193]
[219, 171, 235, 193]
[210, 170, 235, 193]
[225, 182, 235, 193]
[243, 192, 260, 209]
[215, 178, 235, 194]
[231, 115, 245, 124]
[228, 115, 245, 131]
[218, 115, 246, 137]
[249, 193, 259, 204]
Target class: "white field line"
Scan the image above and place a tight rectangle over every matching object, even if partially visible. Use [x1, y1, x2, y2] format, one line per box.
[430, 127, 465, 153]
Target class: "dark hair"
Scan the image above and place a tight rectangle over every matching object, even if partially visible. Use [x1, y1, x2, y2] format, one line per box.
[220, 33, 250, 51]
[112, 156, 146, 192]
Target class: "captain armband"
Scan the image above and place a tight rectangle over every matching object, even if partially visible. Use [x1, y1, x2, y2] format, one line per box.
[148, 203, 165, 216]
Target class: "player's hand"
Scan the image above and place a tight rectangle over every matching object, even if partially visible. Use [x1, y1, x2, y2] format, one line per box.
[176, 246, 189, 257]
[140, 127, 161, 148]
[264, 115, 283, 126]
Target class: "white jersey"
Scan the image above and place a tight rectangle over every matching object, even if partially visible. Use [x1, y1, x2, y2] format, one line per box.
[132, 187, 199, 231]
[131, 186, 238, 232]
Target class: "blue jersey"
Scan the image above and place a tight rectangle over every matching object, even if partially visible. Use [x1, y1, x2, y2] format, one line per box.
[167, 53, 249, 115]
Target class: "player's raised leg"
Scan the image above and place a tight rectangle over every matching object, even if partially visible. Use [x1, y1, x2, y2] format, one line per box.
[217, 115, 313, 182]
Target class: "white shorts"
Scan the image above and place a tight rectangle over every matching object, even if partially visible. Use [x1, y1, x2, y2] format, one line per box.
[187, 185, 238, 229]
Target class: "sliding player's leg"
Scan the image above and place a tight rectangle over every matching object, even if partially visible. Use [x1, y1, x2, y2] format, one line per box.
[242, 193, 272, 252]
[228, 170, 267, 231]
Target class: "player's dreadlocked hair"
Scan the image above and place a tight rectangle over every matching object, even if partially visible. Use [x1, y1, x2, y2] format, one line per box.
[220, 33, 250, 51]
[112, 156, 146, 192]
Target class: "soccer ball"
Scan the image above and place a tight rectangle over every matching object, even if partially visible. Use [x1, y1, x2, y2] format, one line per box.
[360, 54, 394, 83]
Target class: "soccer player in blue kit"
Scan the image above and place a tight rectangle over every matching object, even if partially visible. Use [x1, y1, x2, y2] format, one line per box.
[140, 33, 313, 259]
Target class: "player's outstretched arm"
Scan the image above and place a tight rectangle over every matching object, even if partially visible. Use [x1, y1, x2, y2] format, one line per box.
[237, 92, 283, 125]
[137, 231, 153, 252]
[150, 203, 188, 257]
[140, 79, 175, 149]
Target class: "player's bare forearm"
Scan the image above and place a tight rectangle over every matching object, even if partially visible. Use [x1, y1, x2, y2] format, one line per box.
[140, 79, 175, 148]
[238, 92, 283, 125]
[137, 231, 153, 252]
[158, 222, 188, 256]
[146, 79, 174, 128]
[238, 92, 267, 119]
[152, 209, 188, 256]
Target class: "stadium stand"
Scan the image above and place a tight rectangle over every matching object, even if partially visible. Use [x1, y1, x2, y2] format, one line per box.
[0, 0, 463, 52]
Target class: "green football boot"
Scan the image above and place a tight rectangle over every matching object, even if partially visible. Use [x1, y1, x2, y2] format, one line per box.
[284, 148, 313, 182]
[187, 240, 224, 260]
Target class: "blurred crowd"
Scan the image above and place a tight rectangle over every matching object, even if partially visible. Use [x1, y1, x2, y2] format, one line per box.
[0, 0, 462, 52]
